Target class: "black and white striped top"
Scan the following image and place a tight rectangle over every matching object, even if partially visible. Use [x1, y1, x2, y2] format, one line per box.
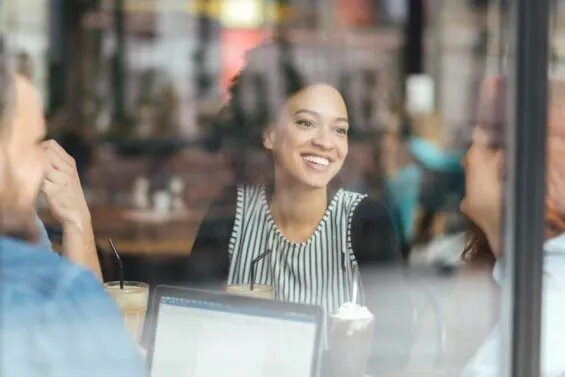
[188, 184, 403, 314]
[227, 185, 366, 314]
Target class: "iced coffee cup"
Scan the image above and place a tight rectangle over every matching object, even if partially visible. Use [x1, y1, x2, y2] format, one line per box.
[105, 281, 149, 343]
[227, 283, 275, 299]
[328, 302, 375, 377]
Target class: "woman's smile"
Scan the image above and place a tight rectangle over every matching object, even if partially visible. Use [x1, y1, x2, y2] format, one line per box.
[301, 153, 332, 171]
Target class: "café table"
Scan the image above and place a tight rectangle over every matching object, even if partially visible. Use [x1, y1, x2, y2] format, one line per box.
[38, 206, 218, 286]
[39, 207, 202, 251]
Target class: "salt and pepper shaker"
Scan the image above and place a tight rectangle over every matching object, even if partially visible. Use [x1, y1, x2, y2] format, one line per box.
[132, 177, 150, 210]
[169, 176, 187, 213]
[153, 190, 172, 215]
[132, 175, 185, 215]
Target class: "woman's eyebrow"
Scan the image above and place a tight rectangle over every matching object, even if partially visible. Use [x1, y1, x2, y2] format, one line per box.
[293, 109, 319, 118]
[294, 109, 349, 123]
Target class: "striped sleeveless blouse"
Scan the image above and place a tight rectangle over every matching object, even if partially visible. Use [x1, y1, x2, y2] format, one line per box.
[227, 185, 367, 314]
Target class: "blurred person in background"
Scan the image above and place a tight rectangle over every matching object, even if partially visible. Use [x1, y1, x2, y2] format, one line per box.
[457, 75, 565, 376]
[0, 38, 147, 377]
[379, 116, 421, 261]
[409, 119, 466, 247]
[187, 37, 413, 374]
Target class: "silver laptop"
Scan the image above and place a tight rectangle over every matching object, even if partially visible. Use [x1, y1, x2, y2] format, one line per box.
[143, 286, 324, 377]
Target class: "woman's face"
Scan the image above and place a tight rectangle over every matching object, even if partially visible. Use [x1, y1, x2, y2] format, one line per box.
[264, 83, 349, 189]
[460, 127, 504, 230]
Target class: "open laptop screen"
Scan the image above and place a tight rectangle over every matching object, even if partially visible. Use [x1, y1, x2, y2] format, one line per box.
[150, 296, 318, 377]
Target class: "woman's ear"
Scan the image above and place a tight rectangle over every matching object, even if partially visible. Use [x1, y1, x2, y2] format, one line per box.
[263, 127, 274, 150]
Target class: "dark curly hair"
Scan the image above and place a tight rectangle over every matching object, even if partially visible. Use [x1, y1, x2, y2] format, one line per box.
[212, 35, 370, 186]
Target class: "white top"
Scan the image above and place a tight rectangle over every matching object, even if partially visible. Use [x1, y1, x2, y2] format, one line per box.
[461, 234, 565, 377]
[227, 185, 367, 314]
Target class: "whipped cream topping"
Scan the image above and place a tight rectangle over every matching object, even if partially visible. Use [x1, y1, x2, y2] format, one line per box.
[333, 302, 374, 320]
[331, 303, 374, 335]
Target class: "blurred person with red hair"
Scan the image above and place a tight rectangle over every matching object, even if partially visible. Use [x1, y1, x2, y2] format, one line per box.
[458, 75, 565, 376]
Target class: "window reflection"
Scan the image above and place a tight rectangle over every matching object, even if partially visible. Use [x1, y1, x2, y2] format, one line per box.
[2, 0, 563, 376]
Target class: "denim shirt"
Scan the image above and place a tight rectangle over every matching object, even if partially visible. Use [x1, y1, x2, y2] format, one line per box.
[0, 235, 148, 377]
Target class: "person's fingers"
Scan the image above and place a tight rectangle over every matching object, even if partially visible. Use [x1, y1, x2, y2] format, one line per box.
[44, 166, 68, 185]
[43, 140, 76, 171]
[44, 145, 74, 174]
[41, 179, 59, 197]
[47, 140, 74, 165]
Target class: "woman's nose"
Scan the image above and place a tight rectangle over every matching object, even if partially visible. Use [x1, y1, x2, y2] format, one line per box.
[311, 129, 333, 150]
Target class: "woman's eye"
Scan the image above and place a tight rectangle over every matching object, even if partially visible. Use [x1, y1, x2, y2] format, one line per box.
[296, 119, 314, 128]
[336, 127, 348, 136]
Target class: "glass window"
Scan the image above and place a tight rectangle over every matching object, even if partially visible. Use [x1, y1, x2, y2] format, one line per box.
[3, 0, 49, 102]
[2, 0, 560, 376]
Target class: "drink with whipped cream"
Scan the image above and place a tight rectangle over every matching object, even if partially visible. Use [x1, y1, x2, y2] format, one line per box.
[328, 302, 375, 377]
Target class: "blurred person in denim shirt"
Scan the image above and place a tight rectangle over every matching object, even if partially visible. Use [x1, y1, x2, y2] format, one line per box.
[0, 38, 147, 377]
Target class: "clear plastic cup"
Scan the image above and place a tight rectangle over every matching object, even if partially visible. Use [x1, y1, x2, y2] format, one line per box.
[328, 306, 375, 377]
[104, 281, 149, 343]
[226, 283, 275, 299]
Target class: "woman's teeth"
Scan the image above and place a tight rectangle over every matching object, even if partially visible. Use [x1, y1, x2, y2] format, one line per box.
[303, 155, 330, 167]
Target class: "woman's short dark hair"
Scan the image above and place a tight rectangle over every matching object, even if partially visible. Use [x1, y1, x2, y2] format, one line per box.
[213, 36, 357, 185]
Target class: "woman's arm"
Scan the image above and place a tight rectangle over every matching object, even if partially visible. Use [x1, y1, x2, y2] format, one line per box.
[184, 187, 237, 289]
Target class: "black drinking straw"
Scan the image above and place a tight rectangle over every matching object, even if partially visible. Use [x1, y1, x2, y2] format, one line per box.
[108, 238, 124, 290]
[250, 249, 273, 291]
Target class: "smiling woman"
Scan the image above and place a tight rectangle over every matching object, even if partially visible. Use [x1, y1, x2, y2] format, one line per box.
[185, 37, 412, 373]
[187, 35, 407, 310]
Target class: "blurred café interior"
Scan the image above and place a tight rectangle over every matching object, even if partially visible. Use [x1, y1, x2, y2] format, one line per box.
[4, 0, 474, 283]
[2, 0, 564, 376]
